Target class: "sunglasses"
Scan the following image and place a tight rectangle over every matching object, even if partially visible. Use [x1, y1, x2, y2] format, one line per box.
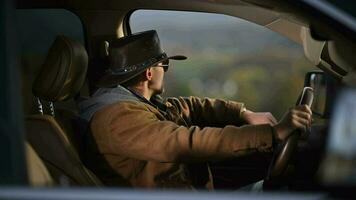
[155, 62, 169, 72]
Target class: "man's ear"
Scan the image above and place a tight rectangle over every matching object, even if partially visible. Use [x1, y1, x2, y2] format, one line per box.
[145, 68, 153, 81]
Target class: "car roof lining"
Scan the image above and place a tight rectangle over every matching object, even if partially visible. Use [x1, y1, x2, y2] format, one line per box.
[17, 0, 354, 84]
[17, 0, 304, 42]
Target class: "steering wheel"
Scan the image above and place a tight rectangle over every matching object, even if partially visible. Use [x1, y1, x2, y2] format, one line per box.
[265, 87, 314, 184]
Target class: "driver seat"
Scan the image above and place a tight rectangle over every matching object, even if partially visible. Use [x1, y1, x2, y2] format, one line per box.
[26, 35, 102, 186]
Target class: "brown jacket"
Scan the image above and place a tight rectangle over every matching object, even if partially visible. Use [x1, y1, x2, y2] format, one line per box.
[82, 87, 273, 189]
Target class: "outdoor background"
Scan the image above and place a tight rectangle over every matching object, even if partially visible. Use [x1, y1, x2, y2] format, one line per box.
[130, 10, 314, 118]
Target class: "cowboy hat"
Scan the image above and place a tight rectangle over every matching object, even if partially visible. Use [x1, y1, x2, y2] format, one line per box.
[96, 30, 187, 87]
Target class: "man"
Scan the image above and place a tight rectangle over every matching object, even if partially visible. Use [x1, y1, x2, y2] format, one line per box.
[79, 30, 312, 189]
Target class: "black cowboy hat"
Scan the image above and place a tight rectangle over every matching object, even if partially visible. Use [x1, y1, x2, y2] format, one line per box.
[96, 30, 187, 87]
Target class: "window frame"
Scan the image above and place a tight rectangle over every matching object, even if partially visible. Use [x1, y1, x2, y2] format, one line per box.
[0, 0, 28, 185]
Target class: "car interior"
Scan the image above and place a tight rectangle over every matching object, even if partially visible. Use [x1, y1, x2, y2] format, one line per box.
[15, 0, 356, 192]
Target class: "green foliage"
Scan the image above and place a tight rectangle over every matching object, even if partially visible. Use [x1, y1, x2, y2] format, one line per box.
[163, 48, 313, 118]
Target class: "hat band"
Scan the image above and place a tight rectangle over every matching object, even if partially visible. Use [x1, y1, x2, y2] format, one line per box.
[108, 53, 168, 75]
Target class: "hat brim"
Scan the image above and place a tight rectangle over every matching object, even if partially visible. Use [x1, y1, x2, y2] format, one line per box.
[96, 55, 187, 87]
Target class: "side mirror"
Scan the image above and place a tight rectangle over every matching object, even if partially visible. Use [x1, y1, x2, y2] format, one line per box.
[304, 71, 327, 116]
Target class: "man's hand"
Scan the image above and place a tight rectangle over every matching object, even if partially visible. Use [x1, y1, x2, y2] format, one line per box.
[273, 105, 312, 142]
[241, 109, 278, 126]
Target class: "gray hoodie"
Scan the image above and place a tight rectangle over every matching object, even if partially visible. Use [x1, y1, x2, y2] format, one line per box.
[78, 85, 140, 122]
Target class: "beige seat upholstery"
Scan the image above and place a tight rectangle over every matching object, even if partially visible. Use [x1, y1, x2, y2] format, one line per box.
[26, 35, 102, 186]
[25, 142, 54, 187]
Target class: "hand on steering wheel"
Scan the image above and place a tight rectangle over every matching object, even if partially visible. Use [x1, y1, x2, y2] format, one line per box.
[273, 104, 312, 142]
[265, 87, 314, 186]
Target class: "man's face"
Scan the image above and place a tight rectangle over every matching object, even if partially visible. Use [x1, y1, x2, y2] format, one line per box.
[148, 61, 169, 95]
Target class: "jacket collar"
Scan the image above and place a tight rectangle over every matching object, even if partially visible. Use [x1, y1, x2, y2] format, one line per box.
[126, 87, 168, 116]
[125, 87, 159, 109]
[78, 85, 167, 122]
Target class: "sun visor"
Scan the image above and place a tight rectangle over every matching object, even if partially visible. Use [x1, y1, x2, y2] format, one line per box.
[301, 27, 325, 66]
[301, 27, 348, 80]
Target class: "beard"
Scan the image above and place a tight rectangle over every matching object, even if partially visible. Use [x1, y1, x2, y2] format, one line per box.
[153, 86, 165, 96]
[151, 78, 165, 95]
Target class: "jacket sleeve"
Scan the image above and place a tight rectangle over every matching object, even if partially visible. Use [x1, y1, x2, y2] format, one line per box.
[167, 96, 246, 127]
[91, 102, 273, 163]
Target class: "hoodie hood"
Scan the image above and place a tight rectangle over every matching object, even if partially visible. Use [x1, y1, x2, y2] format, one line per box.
[78, 85, 140, 122]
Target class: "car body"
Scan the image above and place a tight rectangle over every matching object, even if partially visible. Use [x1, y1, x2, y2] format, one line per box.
[1, 0, 356, 199]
